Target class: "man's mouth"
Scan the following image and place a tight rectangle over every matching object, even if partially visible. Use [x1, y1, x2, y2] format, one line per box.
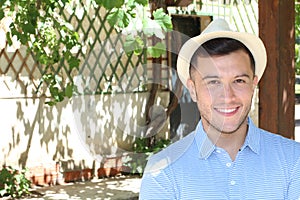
[215, 107, 239, 115]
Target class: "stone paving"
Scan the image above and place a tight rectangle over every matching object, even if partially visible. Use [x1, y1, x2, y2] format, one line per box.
[23, 175, 141, 200]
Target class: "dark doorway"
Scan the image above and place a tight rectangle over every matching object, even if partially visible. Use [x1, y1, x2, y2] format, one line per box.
[169, 14, 212, 139]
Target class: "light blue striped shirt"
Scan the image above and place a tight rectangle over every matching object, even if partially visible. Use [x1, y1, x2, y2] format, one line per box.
[139, 118, 300, 200]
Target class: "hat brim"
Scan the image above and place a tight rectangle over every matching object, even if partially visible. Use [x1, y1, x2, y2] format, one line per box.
[177, 31, 267, 88]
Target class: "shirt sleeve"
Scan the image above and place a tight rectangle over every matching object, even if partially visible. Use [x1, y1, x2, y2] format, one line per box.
[287, 156, 300, 200]
[139, 167, 176, 200]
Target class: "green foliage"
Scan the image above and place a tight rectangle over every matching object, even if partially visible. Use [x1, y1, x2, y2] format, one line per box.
[0, 166, 31, 198]
[95, 0, 125, 9]
[107, 8, 133, 29]
[123, 137, 171, 175]
[3, 0, 81, 68]
[1, 0, 81, 105]
[296, 44, 300, 75]
[104, 0, 173, 58]
[40, 74, 77, 105]
[147, 42, 167, 58]
[124, 35, 145, 55]
[152, 8, 173, 32]
[296, 2, 300, 38]
[135, 0, 149, 6]
[1, 0, 172, 105]
[133, 137, 171, 153]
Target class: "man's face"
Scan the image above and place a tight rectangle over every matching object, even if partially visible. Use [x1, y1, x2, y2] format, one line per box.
[187, 49, 258, 134]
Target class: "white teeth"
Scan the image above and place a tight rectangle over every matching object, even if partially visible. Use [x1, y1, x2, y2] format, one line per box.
[217, 108, 236, 113]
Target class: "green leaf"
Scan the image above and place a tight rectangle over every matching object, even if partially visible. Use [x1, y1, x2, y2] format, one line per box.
[22, 23, 35, 34]
[19, 33, 28, 44]
[6, 32, 12, 46]
[122, 12, 131, 28]
[38, 54, 49, 65]
[50, 88, 64, 102]
[135, 0, 148, 6]
[28, 3, 39, 26]
[50, 86, 59, 96]
[147, 42, 166, 58]
[153, 8, 173, 31]
[68, 56, 80, 70]
[72, 32, 80, 41]
[124, 36, 144, 55]
[107, 9, 119, 26]
[65, 83, 73, 98]
[107, 9, 131, 28]
[95, 0, 124, 9]
[0, 10, 4, 20]
[52, 49, 60, 63]
[45, 101, 56, 106]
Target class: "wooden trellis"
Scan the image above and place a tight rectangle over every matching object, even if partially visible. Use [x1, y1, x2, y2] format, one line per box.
[0, 3, 170, 97]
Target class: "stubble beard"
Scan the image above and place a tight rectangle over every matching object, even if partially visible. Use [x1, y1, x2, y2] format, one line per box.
[201, 102, 251, 135]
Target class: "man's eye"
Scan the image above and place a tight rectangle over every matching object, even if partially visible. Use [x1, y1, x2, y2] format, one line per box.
[208, 80, 220, 85]
[235, 79, 246, 83]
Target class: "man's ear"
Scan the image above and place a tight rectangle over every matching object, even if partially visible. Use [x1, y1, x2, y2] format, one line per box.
[187, 79, 197, 102]
[252, 75, 259, 90]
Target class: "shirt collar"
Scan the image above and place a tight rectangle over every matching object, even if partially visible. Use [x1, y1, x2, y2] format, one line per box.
[194, 121, 216, 159]
[195, 117, 261, 159]
[240, 117, 260, 154]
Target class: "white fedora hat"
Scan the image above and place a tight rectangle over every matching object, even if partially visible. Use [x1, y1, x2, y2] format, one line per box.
[177, 18, 267, 88]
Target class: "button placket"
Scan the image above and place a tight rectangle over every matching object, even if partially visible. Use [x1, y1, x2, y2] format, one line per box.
[215, 147, 238, 189]
[228, 162, 236, 188]
[226, 162, 232, 167]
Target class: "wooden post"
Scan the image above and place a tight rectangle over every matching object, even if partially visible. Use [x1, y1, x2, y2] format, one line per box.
[258, 0, 295, 139]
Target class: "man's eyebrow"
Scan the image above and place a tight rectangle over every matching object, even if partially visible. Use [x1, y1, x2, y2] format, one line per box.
[202, 74, 251, 80]
[235, 74, 251, 78]
[202, 75, 219, 80]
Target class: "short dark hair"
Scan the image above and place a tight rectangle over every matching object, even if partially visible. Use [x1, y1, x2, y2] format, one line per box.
[190, 38, 255, 77]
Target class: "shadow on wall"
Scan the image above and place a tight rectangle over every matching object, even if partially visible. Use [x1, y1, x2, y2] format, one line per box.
[0, 76, 170, 185]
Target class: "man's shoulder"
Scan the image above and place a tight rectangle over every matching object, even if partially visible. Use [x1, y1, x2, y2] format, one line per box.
[260, 128, 299, 143]
[259, 128, 300, 152]
[144, 131, 196, 174]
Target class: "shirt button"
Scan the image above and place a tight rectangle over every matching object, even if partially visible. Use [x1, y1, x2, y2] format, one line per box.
[230, 180, 236, 185]
[226, 163, 232, 167]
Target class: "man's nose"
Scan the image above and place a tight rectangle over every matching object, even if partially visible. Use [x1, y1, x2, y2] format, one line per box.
[221, 84, 236, 100]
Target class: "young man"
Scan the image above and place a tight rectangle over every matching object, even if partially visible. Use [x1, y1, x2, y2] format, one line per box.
[139, 19, 300, 199]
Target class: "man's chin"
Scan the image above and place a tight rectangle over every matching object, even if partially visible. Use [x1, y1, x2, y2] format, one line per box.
[211, 121, 245, 134]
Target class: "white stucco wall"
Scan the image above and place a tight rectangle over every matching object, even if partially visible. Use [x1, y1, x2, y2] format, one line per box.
[0, 76, 169, 172]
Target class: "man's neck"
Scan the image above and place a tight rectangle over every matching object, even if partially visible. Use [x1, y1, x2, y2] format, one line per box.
[205, 124, 248, 161]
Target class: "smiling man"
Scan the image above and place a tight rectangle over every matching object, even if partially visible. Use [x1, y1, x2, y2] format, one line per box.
[187, 38, 257, 161]
[139, 19, 300, 199]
